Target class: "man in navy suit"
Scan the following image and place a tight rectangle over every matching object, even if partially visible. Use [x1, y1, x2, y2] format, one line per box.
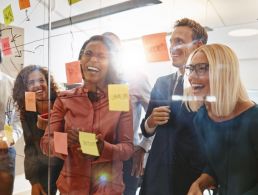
[140, 18, 208, 195]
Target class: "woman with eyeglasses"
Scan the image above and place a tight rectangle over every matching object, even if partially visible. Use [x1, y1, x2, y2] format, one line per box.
[40, 35, 133, 195]
[185, 43, 258, 195]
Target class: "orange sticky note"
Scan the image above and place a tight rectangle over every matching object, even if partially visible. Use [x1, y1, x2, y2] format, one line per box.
[108, 84, 129, 111]
[142, 32, 169, 62]
[65, 61, 82, 84]
[25, 92, 36, 112]
[54, 132, 68, 155]
[68, 0, 81, 5]
[1, 37, 12, 56]
[3, 5, 14, 25]
[19, 0, 31, 10]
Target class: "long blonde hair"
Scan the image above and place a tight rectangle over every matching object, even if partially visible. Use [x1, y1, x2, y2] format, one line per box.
[186, 43, 249, 116]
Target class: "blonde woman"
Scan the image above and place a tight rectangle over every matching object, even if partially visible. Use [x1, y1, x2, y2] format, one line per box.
[185, 43, 258, 195]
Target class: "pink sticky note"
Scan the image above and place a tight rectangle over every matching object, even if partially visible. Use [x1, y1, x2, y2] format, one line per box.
[54, 132, 68, 155]
[142, 32, 169, 62]
[1, 37, 12, 56]
[25, 91, 36, 112]
[65, 61, 82, 84]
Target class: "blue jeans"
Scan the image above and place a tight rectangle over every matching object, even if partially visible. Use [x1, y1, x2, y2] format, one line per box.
[123, 158, 140, 195]
[0, 147, 16, 176]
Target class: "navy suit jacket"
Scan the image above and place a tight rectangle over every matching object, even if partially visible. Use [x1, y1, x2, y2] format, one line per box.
[140, 73, 206, 195]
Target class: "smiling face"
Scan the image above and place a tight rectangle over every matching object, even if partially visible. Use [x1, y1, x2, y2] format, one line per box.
[170, 26, 199, 71]
[188, 51, 210, 98]
[80, 40, 109, 87]
[27, 70, 48, 101]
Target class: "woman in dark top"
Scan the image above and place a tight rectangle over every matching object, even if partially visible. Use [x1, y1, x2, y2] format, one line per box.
[185, 44, 258, 195]
[13, 65, 63, 195]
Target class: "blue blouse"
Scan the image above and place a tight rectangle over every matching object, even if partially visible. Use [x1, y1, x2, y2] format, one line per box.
[194, 105, 258, 195]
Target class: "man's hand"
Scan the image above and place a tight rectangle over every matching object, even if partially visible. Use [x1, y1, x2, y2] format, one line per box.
[131, 146, 145, 177]
[147, 106, 170, 128]
[31, 183, 47, 195]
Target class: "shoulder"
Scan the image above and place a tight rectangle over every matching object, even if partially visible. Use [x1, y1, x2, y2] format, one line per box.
[244, 104, 258, 119]
[155, 73, 174, 86]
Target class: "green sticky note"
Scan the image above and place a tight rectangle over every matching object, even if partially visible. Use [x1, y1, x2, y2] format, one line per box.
[79, 131, 99, 156]
[3, 5, 14, 25]
[68, 0, 81, 5]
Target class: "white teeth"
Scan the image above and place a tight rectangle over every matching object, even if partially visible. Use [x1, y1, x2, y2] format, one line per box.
[87, 66, 100, 72]
[192, 84, 203, 87]
[36, 90, 43, 93]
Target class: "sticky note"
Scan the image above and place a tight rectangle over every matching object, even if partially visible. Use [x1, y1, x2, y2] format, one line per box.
[79, 131, 99, 156]
[54, 132, 68, 155]
[65, 61, 82, 84]
[25, 92, 36, 112]
[4, 124, 13, 143]
[3, 5, 14, 25]
[19, 0, 31, 10]
[108, 84, 129, 111]
[1, 37, 12, 56]
[68, 0, 81, 5]
[142, 32, 169, 62]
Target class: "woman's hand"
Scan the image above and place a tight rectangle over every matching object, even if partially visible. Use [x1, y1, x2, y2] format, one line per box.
[187, 181, 203, 195]
[131, 146, 145, 177]
[37, 113, 49, 130]
[187, 173, 216, 195]
[76, 133, 104, 160]
[67, 128, 80, 148]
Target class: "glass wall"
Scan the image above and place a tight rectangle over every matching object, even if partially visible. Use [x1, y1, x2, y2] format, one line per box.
[0, 0, 258, 195]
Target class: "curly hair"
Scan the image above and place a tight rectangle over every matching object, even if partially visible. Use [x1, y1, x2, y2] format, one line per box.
[13, 65, 59, 113]
[174, 18, 208, 44]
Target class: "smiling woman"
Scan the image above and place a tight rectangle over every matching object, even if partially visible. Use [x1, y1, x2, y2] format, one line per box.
[185, 43, 258, 195]
[40, 35, 134, 195]
[12, 65, 63, 195]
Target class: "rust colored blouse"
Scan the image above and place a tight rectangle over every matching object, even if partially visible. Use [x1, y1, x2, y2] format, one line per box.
[41, 86, 133, 195]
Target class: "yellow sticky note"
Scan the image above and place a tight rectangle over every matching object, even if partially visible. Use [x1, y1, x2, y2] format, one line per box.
[3, 5, 14, 25]
[68, 0, 81, 5]
[25, 92, 36, 112]
[79, 131, 99, 156]
[108, 84, 129, 111]
[4, 124, 13, 143]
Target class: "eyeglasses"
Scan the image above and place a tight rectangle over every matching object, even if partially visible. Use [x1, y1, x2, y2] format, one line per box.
[82, 50, 109, 62]
[185, 63, 209, 76]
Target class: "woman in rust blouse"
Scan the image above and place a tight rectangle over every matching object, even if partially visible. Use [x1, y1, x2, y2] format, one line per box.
[41, 35, 133, 195]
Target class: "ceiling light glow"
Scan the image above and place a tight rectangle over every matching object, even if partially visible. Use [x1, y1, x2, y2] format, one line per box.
[228, 29, 258, 37]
